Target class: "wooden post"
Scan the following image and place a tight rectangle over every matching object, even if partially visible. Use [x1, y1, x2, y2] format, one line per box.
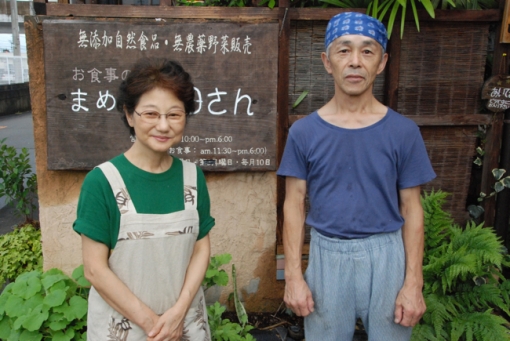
[276, 0, 290, 247]
[482, 0, 508, 228]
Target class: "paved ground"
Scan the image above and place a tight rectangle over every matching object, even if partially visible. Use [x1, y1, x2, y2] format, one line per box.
[0, 111, 38, 235]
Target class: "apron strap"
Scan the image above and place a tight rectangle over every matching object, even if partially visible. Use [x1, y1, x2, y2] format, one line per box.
[97, 162, 137, 215]
[181, 160, 198, 210]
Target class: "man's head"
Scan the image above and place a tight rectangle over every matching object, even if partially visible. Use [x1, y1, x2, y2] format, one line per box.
[325, 12, 387, 58]
[321, 13, 389, 97]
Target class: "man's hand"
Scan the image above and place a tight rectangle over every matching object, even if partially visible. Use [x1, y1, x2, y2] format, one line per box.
[394, 283, 426, 327]
[284, 277, 315, 317]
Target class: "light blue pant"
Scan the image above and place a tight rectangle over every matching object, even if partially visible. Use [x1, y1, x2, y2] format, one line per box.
[304, 228, 412, 341]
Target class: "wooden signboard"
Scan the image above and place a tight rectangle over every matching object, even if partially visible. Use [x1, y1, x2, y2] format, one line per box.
[481, 75, 510, 112]
[43, 19, 278, 171]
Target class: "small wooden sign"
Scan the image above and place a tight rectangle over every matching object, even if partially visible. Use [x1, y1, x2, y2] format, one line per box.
[43, 19, 278, 171]
[481, 75, 510, 112]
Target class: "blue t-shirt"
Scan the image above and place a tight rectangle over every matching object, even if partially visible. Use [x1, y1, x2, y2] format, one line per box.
[277, 108, 436, 239]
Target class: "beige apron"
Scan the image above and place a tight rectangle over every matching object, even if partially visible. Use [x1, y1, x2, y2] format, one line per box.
[87, 160, 210, 341]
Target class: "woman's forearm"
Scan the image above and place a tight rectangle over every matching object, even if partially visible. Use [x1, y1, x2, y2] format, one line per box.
[174, 234, 211, 312]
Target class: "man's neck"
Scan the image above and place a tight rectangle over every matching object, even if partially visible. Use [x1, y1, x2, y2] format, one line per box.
[318, 91, 387, 129]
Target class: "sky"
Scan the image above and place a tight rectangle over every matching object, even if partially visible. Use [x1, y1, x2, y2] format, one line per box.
[0, 34, 27, 54]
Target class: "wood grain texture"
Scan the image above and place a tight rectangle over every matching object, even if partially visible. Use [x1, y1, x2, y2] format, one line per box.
[43, 18, 278, 171]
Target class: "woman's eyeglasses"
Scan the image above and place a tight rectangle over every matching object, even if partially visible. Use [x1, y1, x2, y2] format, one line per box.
[134, 110, 186, 123]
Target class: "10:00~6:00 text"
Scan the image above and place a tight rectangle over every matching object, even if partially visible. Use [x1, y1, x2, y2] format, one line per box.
[181, 135, 234, 144]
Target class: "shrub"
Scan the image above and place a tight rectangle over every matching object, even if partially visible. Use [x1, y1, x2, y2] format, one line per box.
[0, 138, 37, 222]
[0, 224, 42, 288]
[0, 265, 90, 341]
[411, 190, 510, 341]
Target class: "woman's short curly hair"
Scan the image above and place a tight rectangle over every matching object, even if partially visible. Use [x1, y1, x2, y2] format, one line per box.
[116, 58, 195, 136]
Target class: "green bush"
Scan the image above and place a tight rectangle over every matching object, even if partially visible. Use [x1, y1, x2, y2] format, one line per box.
[0, 138, 38, 222]
[0, 224, 42, 288]
[0, 265, 90, 341]
[411, 190, 510, 341]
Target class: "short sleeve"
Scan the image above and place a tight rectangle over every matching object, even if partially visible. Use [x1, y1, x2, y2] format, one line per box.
[397, 127, 436, 189]
[73, 168, 117, 249]
[276, 126, 308, 180]
[196, 166, 215, 240]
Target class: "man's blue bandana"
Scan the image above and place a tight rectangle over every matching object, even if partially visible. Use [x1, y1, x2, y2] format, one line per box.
[325, 12, 388, 52]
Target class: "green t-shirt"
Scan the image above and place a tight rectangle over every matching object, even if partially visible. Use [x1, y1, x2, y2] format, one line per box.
[73, 154, 215, 249]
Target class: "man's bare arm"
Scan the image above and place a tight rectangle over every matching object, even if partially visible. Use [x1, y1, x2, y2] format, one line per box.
[283, 176, 314, 316]
[394, 185, 427, 327]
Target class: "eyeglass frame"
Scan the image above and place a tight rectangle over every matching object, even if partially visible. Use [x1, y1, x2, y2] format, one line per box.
[133, 109, 187, 123]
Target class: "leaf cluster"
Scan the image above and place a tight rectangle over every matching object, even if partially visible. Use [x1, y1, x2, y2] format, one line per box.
[204, 254, 255, 340]
[0, 265, 91, 341]
[0, 138, 38, 221]
[411, 190, 510, 341]
[0, 224, 42, 288]
[203, 253, 232, 290]
[207, 302, 255, 341]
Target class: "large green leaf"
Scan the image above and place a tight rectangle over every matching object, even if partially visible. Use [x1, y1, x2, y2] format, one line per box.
[71, 265, 91, 288]
[69, 296, 88, 320]
[48, 320, 68, 331]
[24, 277, 42, 300]
[53, 302, 74, 321]
[0, 316, 12, 339]
[5, 295, 26, 318]
[19, 329, 43, 341]
[12, 315, 28, 331]
[23, 294, 44, 312]
[21, 304, 48, 332]
[43, 289, 66, 308]
[0, 293, 9, 316]
[52, 328, 75, 341]
[41, 272, 68, 291]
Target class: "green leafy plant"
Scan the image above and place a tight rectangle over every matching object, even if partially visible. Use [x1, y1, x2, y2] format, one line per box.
[204, 254, 254, 341]
[203, 253, 232, 290]
[207, 302, 255, 341]
[367, 0, 435, 38]
[0, 138, 38, 222]
[0, 265, 91, 341]
[411, 190, 510, 341]
[0, 224, 42, 288]
[468, 168, 510, 220]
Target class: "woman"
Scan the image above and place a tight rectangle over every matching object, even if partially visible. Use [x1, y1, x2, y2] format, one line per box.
[73, 58, 215, 341]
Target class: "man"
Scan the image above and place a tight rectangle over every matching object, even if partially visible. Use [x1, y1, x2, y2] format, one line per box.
[277, 12, 436, 341]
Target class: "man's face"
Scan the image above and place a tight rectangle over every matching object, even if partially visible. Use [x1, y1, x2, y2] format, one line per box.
[322, 35, 388, 97]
